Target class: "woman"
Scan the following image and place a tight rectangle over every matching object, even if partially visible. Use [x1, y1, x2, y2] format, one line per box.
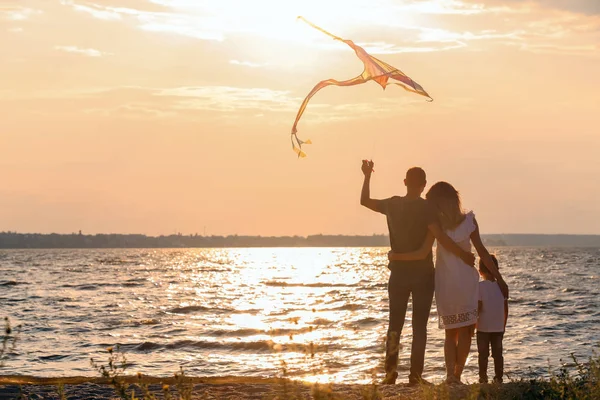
[388, 182, 508, 384]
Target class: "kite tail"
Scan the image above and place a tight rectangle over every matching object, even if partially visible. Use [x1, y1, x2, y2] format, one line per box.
[291, 132, 312, 158]
[290, 76, 365, 157]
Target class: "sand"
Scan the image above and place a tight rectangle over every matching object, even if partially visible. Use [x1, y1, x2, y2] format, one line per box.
[0, 375, 516, 400]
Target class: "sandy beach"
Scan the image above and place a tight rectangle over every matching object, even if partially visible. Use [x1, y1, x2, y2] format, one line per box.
[0, 375, 419, 400]
[0, 375, 545, 400]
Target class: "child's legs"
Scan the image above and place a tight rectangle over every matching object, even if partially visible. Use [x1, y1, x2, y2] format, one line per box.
[490, 332, 504, 382]
[444, 329, 459, 378]
[454, 325, 474, 379]
[476, 331, 491, 382]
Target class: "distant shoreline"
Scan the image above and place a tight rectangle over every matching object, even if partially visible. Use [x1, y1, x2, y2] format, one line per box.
[1, 232, 600, 249]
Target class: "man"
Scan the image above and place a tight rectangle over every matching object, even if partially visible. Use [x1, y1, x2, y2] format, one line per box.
[360, 160, 475, 385]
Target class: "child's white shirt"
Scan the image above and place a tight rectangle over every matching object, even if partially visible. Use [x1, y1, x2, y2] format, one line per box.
[478, 280, 505, 333]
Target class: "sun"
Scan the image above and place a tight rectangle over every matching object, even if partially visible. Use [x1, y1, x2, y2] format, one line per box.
[159, 0, 393, 44]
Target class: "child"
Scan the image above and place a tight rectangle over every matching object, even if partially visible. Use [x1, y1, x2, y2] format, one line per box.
[477, 255, 508, 384]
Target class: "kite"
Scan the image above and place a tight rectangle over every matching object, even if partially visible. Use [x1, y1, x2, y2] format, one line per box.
[291, 16, 433, 157]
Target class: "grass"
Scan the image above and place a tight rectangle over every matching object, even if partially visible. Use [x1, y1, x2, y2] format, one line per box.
[418, 351, 600, 400]
[90, 345, 194, 400]
[0, 317, 20, 369]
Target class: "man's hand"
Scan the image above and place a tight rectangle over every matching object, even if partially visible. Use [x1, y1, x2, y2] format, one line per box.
[360, 160, 383, 212]
[361, 160, 374, 176]
[460, 250, 476, 268]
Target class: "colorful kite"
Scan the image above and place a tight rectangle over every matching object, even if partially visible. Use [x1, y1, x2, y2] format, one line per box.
[291, 17, 433, 157]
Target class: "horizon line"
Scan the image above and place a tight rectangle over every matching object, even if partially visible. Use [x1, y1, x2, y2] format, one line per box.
[3, 231, 600, 237]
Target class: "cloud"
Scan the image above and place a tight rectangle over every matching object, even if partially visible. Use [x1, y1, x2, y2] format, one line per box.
[55, 0, 599, 58]
[394, 0, 487, 15]
[83, 103, 174, 118]
[0, 6, 42, 21]
[64, 1, 122, 21]
[62, 1, 225, 41]
[54, 45, 109, 57]
[139, 21, 224, 41]
[0, 83, 439, 125]
[0, 85, 299, 120]
[544, 0, 600, 15]
[356, 26, 523, 54]
[517, 42, 599, 56]
[157, 86, 299, 112]
[466, 0, 600, 15]
[358, 41, 468, 54]
[417, 26, 523, 43]
[229, 60, 268, 68]
[54, 0, 500, 46]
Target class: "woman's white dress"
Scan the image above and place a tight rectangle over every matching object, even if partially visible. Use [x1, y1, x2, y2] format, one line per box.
[435, 211, 479, 329]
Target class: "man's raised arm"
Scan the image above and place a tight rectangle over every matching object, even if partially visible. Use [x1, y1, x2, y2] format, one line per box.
[428, 223, 476, 267]
[360, 160, 385, 213]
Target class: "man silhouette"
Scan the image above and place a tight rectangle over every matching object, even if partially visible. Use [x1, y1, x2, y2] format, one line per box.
[360, 160, 475, 385]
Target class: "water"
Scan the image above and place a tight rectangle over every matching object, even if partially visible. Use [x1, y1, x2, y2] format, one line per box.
[1, 247, 599, 384]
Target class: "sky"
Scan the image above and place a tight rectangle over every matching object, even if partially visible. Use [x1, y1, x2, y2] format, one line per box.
[1, 0, 599, 236]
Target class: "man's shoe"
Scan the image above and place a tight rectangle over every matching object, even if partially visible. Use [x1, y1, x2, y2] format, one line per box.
[408, 376, 433, 387]
[479, 377, 489, 384]
[381, 371, 398, 385]
[492, 376, 503, 384]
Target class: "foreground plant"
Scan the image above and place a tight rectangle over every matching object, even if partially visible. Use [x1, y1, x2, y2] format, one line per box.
[91, 346, 196, 400]
[1, 317, 20, 368]
[91, 345, 131, 400]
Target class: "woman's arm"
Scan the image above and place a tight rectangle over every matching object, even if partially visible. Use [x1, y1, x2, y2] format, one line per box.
[388, 232, 435, 261]
[476, 300, 483, 331]
[470, 218, 509, 298]
[504, 299, 509, 330]
[428, 223, 475, 267]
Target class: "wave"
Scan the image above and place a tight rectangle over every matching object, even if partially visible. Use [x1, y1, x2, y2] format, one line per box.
[60, 284, 98, 290]
[116, 319, 161, 327]
[366, 283, 387, 289]
[167, 305, 237, 314]
[264, 281, 359, 288]
[166, 305, 261, 315]
[198, 268, 231, 273]
[343, 317, 381, 328]
[168, 305, 212, 314]
[207, 326, 318, 338]
[309, 318, 334, 326]
[127, 339, 337, 354]
[121, 282, 145, 287]
[38, 354, 71, 361]
[0, 280, 26, 286]
[95, 257, 139, 265]
[323, 304, 366, 312]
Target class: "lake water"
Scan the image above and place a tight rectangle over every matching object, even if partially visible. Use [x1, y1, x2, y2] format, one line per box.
[1, 247, 599, 384]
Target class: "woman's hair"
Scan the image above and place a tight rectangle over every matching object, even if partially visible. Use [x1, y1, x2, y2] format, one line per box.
[479, 255, 499, 275]
[425, 181, 465, 230]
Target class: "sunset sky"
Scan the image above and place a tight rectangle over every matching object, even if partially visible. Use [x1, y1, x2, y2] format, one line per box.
[1, 0, 599, 236]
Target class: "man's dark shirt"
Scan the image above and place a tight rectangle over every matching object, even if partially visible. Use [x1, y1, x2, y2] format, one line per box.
[378, 196, 438, 270]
